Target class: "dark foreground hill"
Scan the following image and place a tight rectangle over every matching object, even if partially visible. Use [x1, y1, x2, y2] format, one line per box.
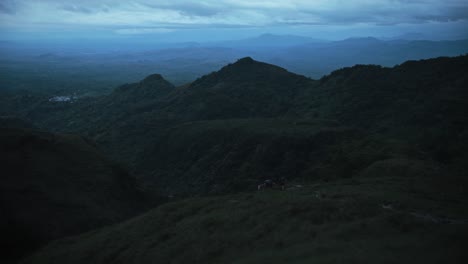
[22, 176, 468, 264]
[0, 121, 153, 263]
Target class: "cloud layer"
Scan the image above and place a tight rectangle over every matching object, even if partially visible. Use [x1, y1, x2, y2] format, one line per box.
[2, 1, 468, 26]
[1, 0, 467, 39]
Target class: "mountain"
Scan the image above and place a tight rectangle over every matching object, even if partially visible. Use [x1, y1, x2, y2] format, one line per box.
[158, 57, 315, 120]
[3, 36, 468, 96]
[132, 56, 468, 196]
[3, 55, 468, 263]
[292, 55, 468, 169]
[113, 73, 174, 97]
[99, 73, 175, 120]
[20, 72, 175, 133]
[6, 55, 468, 198]
[0, 120, 153, 263]
[9, 58, 316, 167]
[295, 55, 468, 125]
[279, 38, 468, 77]
[217, 33, 325, 48]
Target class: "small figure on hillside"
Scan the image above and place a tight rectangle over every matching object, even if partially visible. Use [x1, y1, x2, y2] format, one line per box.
[257, 182, 263, 190]
[257, 178, 286, 191]
[277, 177, 286, 190]
[258, 179, 272, 190]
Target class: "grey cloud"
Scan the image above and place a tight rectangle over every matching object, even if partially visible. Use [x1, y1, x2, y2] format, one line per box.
[444, 6, 468, 21]
[2, 0, 468, 29]
[295, 1, 468, 26]
[0, 0, 18, 14]
[62, 5, 95, 14]
[143, 2, 222, 17]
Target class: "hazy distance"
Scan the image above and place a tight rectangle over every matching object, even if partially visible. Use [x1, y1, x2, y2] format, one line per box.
[1, 0, 468, 94]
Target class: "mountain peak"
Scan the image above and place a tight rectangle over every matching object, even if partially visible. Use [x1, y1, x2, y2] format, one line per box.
[175, 57, 313, 120]
[114, 73, 174, 97]
[142, 73, 164, 82]
[190, 57, 292, 87]
[192, 57, 308, 86]
[235, 57, 255, 64]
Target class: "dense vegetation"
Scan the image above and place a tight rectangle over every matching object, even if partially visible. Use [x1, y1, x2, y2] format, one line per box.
[1, 54, 467, 263]
[4, 55, 466, 194]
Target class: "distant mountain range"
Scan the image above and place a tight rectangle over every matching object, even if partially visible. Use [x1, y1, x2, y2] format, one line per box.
[1, 35, 467, 95]
[213, 33, 326, 48]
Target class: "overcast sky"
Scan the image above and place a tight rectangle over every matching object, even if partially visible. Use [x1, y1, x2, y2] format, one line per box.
[1, 0, 468, 42]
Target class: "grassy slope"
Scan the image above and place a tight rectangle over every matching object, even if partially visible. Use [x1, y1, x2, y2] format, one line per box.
[22, 174, 468, 264]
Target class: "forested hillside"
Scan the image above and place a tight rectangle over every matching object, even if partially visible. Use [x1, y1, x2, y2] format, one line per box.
[2, 55, 467, 263]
